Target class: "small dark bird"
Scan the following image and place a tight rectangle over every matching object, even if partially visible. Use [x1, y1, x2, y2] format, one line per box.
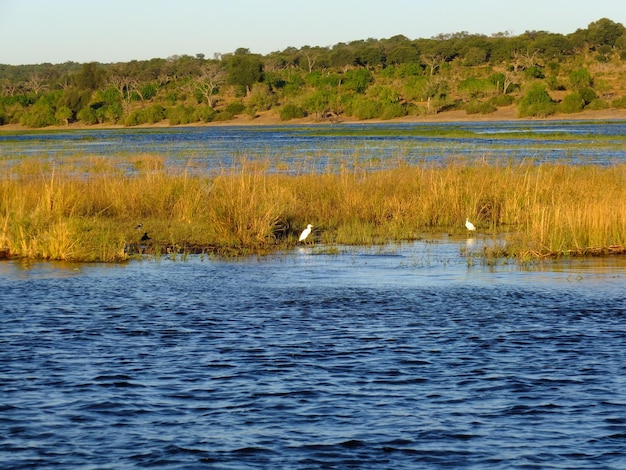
[141, 232, 151, 242]
[135, 223, 143, 230]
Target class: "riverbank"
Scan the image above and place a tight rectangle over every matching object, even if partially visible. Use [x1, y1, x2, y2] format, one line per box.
[2, 106, 626, 132]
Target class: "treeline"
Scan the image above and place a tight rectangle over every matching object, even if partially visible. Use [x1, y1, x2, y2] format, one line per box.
[1, 17, 625, 128]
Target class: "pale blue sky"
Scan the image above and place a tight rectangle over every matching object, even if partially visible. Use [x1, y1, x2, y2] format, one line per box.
[1, 0, 624, 65]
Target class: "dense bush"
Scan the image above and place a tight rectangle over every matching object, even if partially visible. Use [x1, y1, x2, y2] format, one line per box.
[279, 103, 307, 120]
[212, 111, 235, 121]
[20, 103, 56, 127]
[559, 93, 584, 113]
[193, 105, 215, 122]
[224, 101, 245, 115]
[488, 94, 515, 107]
[166, 105, 196, 125]
[458, 77, 496, 99]
[349, 97, 381, 120]
[569, 68, 592, 90]
[517, 84, 556, 117]
[465, 100, 497, 114]
[579, 87, 598, 105]
[380, 103, 407, 120]
[76, 107, 99, 125]
[524, 66, 545, 79]
[612, 95, 626, 108]
[586, 99, 609, 110]
[124, 104, 166, 126]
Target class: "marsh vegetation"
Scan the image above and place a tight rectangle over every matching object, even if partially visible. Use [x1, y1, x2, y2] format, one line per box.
[1, 149, 625, 262]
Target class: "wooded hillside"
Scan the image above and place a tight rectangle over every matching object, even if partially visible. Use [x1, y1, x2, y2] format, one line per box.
[1, 18, 625, 128]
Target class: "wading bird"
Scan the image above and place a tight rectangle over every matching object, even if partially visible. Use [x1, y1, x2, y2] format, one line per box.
[465, 218, 476, 232]
[299, 224, 313, 243]
[135, 223, 143, 230]
[141, 232, 151, 242]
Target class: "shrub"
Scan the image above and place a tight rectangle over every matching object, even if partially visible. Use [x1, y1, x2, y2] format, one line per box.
[224, 101, 245, 115]
[380, 103, 406, 120]
[124, 110, 145, 126]
[20, 102, 56, 128]
[124, 105, 166, 126]
[55, 106, 73, 125]
[612, 95, 626, 108]
[524, 66, 545, 79]
[579, 87, 598, 106]
[350, 97, 381, 119]
[194, 105, 216, 122]
[569, 68, 592, 90]
[545, 76, 565, 91]
[212, 111, 234, 122]
[101, 103, 124, 123]
[343, 68, 373, 93]
[559, 93, 584, 113]
[247, 83, 277, 111]
[465, 100, 497, 114]
[458, 77, 495, 99]
[166, 105, 196, 125]
[76, 107, 99, 125]
[143, 104, 164, 123]
[517, 84, 556, 117]
[488, 94, 514, 107]
[279, 104, 307, 121]
[586, 99, 609, 110]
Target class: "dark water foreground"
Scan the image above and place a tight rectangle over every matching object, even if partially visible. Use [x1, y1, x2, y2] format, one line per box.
[1, 240, 625, 469]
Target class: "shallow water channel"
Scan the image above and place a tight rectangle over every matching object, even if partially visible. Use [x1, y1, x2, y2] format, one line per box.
[1, 237, 625, 469]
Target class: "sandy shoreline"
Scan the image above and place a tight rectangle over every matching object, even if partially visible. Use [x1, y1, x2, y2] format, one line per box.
[2, 106, 626, 132]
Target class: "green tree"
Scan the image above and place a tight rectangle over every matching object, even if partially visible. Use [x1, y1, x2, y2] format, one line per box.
[59, 87, 91, 119]
[74, 62, 105, 90]
[586, 18, 625, 47]
[247, 83, 277, 112]
[342, 68, 373, 93]
[279, 103, 307, 121]
[20, 100, 56, 127]
[225, 50, 264, 95]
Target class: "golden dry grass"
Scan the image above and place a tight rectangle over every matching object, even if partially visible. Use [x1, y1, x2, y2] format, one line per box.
[1, 155, 625, 262]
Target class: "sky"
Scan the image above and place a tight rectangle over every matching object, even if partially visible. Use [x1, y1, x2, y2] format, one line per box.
[1, 0, 624, 65]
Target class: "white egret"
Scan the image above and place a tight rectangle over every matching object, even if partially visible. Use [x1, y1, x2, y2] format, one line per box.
[465, 218, 476, 232]
[299, 224, 313, 242]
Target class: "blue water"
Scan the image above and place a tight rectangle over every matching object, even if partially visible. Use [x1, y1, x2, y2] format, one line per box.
[1, 240, 626, 469]
[2, 121, 626, 173]
[1, 122, 626, 468]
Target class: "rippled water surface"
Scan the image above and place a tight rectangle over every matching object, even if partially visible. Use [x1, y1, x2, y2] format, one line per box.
[2, 240, 625, 469]
[2, 121, 626, 172]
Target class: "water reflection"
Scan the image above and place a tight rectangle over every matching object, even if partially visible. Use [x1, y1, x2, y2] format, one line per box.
[0, 258, 117, 280]
[1, 239, 624, 287]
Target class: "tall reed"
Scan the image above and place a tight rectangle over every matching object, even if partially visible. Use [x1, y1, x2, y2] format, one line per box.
[1, 155, 625, 261]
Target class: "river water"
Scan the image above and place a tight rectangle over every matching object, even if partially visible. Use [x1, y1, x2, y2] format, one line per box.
[2, 120, 626, 172]
[2, 240, 626, 469]
[1, 122, 626, 469]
